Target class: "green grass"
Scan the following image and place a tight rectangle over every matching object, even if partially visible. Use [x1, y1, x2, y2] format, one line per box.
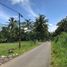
[0, 41, 38, 57]
[51, 32, 67, 67]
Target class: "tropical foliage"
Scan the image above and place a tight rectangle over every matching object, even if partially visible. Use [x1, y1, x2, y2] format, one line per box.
[0, 15, 49, 42]
[52, 32, 67, 67]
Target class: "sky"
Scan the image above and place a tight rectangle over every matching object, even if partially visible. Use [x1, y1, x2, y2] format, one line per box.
[0, 0, 67, 32]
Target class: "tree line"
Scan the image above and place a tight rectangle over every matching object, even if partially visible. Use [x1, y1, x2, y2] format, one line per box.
[0, 14, 66, 43]
[0, 15, 49, 43]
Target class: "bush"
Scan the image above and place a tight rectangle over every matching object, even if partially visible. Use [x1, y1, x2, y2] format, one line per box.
[52, 32, 67, 67]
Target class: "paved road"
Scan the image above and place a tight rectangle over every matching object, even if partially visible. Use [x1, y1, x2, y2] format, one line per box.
[0, 42, 51, 67]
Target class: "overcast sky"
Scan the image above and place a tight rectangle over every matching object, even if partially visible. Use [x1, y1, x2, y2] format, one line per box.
[0, 0, 67, 32]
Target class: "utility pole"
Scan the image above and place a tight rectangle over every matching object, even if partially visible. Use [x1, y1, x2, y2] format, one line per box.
[19, 13, 21, 49]
[18, 13, 23, 49]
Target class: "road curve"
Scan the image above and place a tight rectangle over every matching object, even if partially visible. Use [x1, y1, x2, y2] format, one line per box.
[0, 42, 51, 67]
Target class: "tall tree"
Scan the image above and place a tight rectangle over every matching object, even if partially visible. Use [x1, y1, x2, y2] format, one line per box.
[7, 17, 18, 42]
[34, 15, 48, 41]
[21, 19, 33, 31]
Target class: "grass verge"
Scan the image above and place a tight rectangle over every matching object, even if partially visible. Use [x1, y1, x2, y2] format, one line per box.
[0, 41, 39, 57]
[51, 32, 67, 67]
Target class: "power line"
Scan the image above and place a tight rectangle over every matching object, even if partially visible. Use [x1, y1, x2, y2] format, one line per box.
[0, 2, 24, 17]
[0, 2, 28, 21]
[0, 2, 19, 14]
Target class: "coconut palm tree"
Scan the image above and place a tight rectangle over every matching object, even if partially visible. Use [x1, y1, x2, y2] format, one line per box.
[34, 15, 48, 41]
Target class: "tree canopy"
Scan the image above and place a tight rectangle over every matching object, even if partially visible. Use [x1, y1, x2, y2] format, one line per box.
[0, 15, 49, 43]
[34, 15, 48, 41]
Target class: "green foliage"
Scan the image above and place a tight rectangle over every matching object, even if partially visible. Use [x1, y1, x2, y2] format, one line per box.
[52, 32, 67, 67]
[34, 15, 49, 41]
[0, 15, 49, 43]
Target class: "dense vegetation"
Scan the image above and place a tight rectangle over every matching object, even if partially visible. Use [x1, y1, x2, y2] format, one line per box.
[52, 32, 67, 67]
[0, 15, 49, 43]
[52, 16, 67, 67]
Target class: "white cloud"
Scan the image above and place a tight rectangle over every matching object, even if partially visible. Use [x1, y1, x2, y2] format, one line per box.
[10, 0, 38, 17]
[48, 23, 58, 32]
[11, 0, 24, 5]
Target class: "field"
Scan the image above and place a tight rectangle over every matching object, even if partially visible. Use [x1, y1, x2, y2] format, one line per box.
[0, 41, 38, 57]
[51, 32, 67, 67]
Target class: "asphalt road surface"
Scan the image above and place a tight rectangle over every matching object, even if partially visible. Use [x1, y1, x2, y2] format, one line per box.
[0, 41, 51, 67]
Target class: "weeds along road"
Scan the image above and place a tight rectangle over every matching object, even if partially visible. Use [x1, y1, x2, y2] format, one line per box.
[0, 42, 51, 67]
